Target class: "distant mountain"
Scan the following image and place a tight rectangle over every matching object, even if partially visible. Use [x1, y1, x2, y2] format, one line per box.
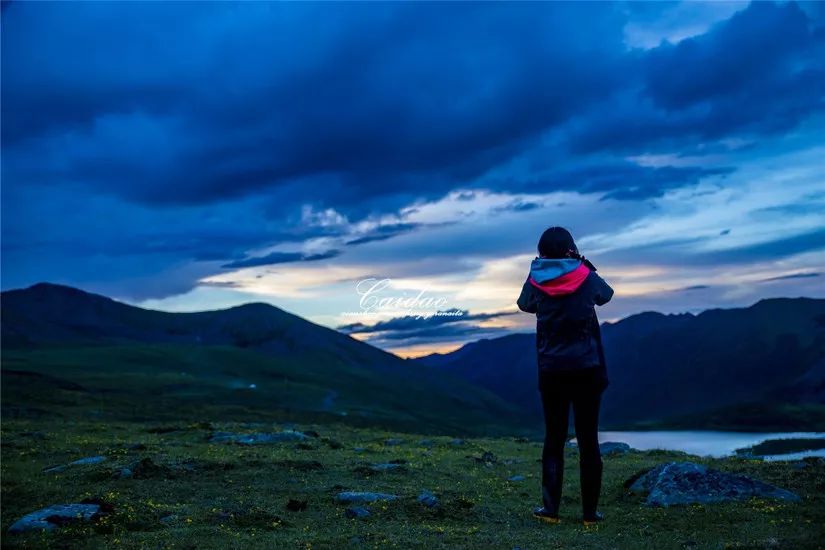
[414, 298, 825, 430]
[1, 283, 528, 435]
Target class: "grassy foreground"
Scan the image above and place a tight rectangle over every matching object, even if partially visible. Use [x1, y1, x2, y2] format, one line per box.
[2, 419, 824, 549]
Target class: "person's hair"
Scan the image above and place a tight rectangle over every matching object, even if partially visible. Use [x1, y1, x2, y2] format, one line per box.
[537, 226, 581, 259]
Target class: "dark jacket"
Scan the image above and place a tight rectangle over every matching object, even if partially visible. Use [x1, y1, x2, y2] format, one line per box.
[517, 258, 613, 385]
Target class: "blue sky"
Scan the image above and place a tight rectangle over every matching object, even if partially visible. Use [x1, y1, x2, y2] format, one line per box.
[2, 1, 824, 356]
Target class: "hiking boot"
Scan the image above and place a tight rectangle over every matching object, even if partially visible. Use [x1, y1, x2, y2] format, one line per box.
[582, 511, 604, 525]
[533, 507, 560, 524]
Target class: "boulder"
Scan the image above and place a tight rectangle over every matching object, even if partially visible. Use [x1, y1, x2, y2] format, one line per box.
[418, 490, 439, 508]
[8, 504, 101, 533]
[335, 491, 398, 504]
[629, 462, 801, 507]
[600, 442, 632, 456]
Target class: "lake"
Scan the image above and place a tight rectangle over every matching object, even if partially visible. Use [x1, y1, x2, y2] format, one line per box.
[590, 431, 825, 460]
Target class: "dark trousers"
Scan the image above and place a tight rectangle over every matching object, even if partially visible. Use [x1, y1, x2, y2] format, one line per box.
[539, 371, 604, 518]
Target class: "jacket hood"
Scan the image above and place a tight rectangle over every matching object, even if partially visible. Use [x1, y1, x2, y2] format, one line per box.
[528, 258, 590, 296]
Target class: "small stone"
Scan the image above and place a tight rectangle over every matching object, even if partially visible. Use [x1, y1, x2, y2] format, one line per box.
[345, 506, 371, 519]
[117, 468, 133, 479]
[417, 490, 439, 508]
[159, 513, 178, 524]
[508, 475, 526, 482]
[335, 491, 398, 504]
[286, 499, 307, 512]
[69, 455, 107, 466]
[600, 442, 632, 456]
[8, 504, 101, 533]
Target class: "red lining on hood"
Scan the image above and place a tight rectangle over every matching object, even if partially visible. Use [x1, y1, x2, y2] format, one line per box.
[529, 263, 590, 296]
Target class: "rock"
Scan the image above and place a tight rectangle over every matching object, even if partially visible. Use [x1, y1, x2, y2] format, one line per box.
[117, 467, 134, 479]
[628, 462, 801, 507]
[600, 442, 631, 456]
[450, 438, 465, 446]
[286, 499, 307, 512]
[418, 439, 434, 448]
[353, 447, 366, 453]
[322, 437, 343, 450]
[417, 490, 439, 508]
[384, 438, 404, 446]
[159, 513, 178, 524]
[335, 491, 399, 504]
[474, 451, 498, 465]
[508, 475, 526, 482]
[70, 455, 107, 466]
[345, 506, 371, 519]
[8, 504, 101, 533]
[209, 431, 308, 445]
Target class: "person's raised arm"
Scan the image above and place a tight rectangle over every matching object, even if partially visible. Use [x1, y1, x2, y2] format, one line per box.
[592, 273, 614, 306]
[517, 278, 539, 313]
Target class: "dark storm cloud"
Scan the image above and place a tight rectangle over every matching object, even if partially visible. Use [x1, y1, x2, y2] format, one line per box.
[1, 2, 628, 210]
[222, 249, 341, 269]
[573, 2, 825, 153]
[2, 1, 824, 300]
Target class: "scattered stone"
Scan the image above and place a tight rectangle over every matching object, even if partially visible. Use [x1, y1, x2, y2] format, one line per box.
[322, 437, 344, 450]
[418, 490, 439, 508]
[628, 462, 801, 507]
[335, 491, 398, 504]
[473, 451, 498, 466]
[159, 513, 178, 524]
[508, 475, 526, 482]
[286, 499, 307, 512]
[8, 504, 102, 533]
[345, 506, 371, 519]
[70, 455, 107, 466]
[600, 442, 632, 456]
[209, 430, 309, 445]
[384, 438, 404, 446]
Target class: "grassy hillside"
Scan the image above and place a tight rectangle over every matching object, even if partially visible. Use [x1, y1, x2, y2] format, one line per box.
[2, 418, 824, 549]
[1, 344, 529, 437]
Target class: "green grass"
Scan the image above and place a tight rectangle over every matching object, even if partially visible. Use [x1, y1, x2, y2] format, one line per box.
[2, 418, 824, 549]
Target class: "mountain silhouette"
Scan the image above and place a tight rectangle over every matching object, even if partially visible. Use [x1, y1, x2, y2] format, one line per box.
[1, 283, 527, 434]
[415, 298, 825, 430]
